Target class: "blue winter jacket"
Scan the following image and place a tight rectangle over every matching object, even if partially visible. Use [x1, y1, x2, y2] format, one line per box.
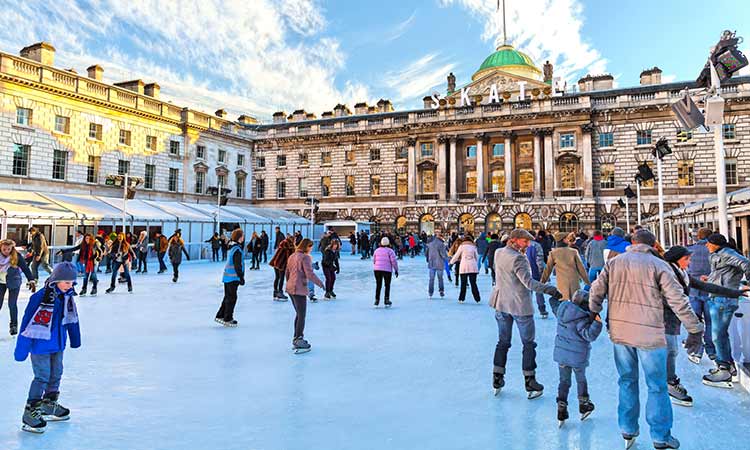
[553, 301, 602, 368]
[14, 286, 81, 362]
[606, 235, 629, 255]
[3, 257, 34, 290]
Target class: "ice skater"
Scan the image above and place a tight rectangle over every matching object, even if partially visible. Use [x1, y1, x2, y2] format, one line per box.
[167, 229, 190, 283]
[215, 229, 245, 327]
[0, 239, 36, 336]
[553, 290, 602, 427]
[270, 236, 296, 301]
[425, 230, 449, 298]
[285, 239, 324, 353]
[321, 240, 340, 299]
[450, 234, 481, 304]
[105, 233, 133, 294]
[15, 262, 81, 433]
[63, 233, 102, 297]
[372, 237, 398, 308]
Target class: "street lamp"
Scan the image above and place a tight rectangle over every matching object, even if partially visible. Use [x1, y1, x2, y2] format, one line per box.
[206, 185, 232, 234]
[304, 197, 320, 239]
[106, 173, 143, 233]
[652, 137, 672, 245]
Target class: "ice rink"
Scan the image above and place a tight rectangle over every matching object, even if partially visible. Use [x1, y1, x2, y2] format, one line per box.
[1, 253, 749, 450]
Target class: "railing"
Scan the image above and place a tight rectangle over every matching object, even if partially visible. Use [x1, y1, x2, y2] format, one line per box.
[344, 121, 359, 129]
[455, 106, 475, 115]
[416, 111, 438, 120]
[49, 70, 76, 87]
[482, 104, 503, 113]
[592, 96, 617, 106]
[484, 192, 505, 201]
[512, 191, 534, 200]
[554, 189, 583, 197]
[630, 92, 655, 102]
[12, 58, 40, 77]
[512, 100, 532, 110]
[393, 116, 408, 124]
[320, 123, 335, 130]
[721, 85, 739, 94]
[416, 193, 439, 201]
[553, 97, 580, 106]
[368, 119, 382, 126]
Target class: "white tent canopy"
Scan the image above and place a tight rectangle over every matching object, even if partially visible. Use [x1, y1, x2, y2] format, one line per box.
[96, 197, 177, 222]
[0, 190, 77, 220]
[41, 193, 123, 221]
[142, 200, 214, 223]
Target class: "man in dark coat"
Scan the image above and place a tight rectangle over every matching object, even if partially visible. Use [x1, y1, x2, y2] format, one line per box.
[260, 230, 269, 262]
[274, 227, 285, 251]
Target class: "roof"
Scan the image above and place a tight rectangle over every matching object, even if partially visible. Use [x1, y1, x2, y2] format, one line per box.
[474, 45, 542, 81]
[0, 191, 77, 220]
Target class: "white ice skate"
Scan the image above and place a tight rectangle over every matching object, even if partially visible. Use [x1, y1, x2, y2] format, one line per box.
[623, 432, 638, 449]
[687, 353, 701, 365]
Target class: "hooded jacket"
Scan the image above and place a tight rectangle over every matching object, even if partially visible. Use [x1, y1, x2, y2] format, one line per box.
[15, 285, 81, 361]
[605, 235, 629, 260]
[425, 237, 449, 270]
[270, 238, 296, 271]
[707, 246, 750, 292]
[553, 300, 603, 368]
[585, 237, 607, 269]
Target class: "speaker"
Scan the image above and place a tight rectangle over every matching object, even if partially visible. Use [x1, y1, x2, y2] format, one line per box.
[704, 95, 725, 126]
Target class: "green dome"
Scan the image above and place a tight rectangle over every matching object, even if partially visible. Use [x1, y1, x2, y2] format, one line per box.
[474, 45, 542, 81]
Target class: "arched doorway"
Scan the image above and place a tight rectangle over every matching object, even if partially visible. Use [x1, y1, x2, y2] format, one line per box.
[559, 212, 579, 233]
[514, 212, 532, 230]
[600, 213, 616, 233]
[458, 213, 475, 236]
[485, 212, 502, 234]
[395, 216, 407, 234]
[420, 213, 435, 235]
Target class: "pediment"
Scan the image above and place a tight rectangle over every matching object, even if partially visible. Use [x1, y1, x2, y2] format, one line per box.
[448, 69, 547, 101]
[417, 159, 438, 170]
[193, 161, 209, 172]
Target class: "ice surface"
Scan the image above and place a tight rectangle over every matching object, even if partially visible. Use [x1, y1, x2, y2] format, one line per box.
[1, 254, 749, 450]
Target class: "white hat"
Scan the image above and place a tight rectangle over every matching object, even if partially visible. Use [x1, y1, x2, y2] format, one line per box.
[381, 237, 390, 246]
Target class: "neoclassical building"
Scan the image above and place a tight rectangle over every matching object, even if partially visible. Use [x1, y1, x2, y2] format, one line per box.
[246, 44, 750, 236]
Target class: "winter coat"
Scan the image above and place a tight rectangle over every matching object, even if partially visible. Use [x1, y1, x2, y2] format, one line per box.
[484, 240, 502, 269]
[322, 248, 340, 272]
[157, 236, 169, 253]
[31, 233, 50, 260]
[553, 301, 603, 368]
[605, 235, 629, 260]
[475, 233, 488, 255]
[450, 241, 480, 274]
[589, 244, 704, 349]
[489, 245, 560, 316]
[285, 250, 324, 296]
[222, 243, 245, 283]
[15, 286, 81, 361]
[585, 237, 607, 269]
[373, 247, 398, 273]
[526, 240, 545, 279]
[541, 246, 590, 300]
[206, 236, 221, 250]
[687, 239, 710, 297]
[274, 231, 286, 250]
[707, 246, 750, 292]
[269, 239, 295, 272]
[2, 255, 33, 290]
[319, 235, 331, 253]
[425, 237, 449, 270]
[260, 233, 269, 250]
[74, 240, 102, 273]
[168, 237, 189, 265]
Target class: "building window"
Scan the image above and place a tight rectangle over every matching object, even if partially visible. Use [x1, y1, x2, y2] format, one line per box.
[119, 129, 131, 146]
[559, 213, 579, 232]
[560, 133, 575, 149]
[256, 179, 265, 199]
[598, 132, 614, 148]
[169, 140, 180, 155]
[465, 170, 477, 193]
[321, 152, 332, 165]
[144, 164, 155, 189]
[492, 143, 505, 158]
[397, 146, 408, 159]
[195, 171, 205, 194]
[168, 168, 179, 192]
[397, 173, 408, 196]
[276, 179, 286, 199]
[218, 149, 226, 163]
[237, 153, 245, 167]
[370, 175, 381, 196]
[345, 175, 355, 196]
[118, 159, 130, 175]
[277, 155, 286, 167]
[486, 212, 502, 233]
[491, 169, 505, 192]
[723, 123, 736, 140]
[12, 144, 29, 176]
[560, 163, 577, 189]
[518, 168, 534, 192]
[87, 156, 100, 184]
[217, 174, 226, 189]
[146, 135, 157, 152]
[395, 216, 407, 233]
[345, 149, 356, 163]
[196, 145, 205, 159]
[421, 170, 435, 193]
[514, 213, 532, 230]
[16, 107, 32, 126]
[88, 123, 102, 140]
[54, 115, 70, 134]
[676, 129, 693, 142]
[420, 142, 434, 158]
[299, 178, 308, 198]
[636, 130, 652, 145]
[370, 147, 380, 161]
[236, 176, 245, 198]
[321, 176, 331, 197]
[299, 152, 308, 166]
[52, 150, 67, 180]
[256, 156, 265, 168]
[600, 163, 615, 189]
[466, 145, 477, 159]
[677, 160, 695, 187]
[726, 158, 738, 185]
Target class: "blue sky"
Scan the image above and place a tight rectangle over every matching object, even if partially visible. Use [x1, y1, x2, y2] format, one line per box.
[1, 0, 748, 121]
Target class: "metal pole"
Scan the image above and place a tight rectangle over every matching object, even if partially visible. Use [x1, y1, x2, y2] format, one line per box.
[709, 54, 729, 237]
[216, 182, 221, 235]
[656, 156, 665, 245]
[122, 172, 128, 233]
[625, 199, 630, 233]
[636, 182, 642, 225]
[310, 197, 315, 240]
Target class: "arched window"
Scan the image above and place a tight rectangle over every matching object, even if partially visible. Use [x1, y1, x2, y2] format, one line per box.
[514, 212, 532, 230]
[420, 214, 435, 235]
[485, 212, 502, 234]
[370, 216, 381, 234]
[458, 213, 475, 236]
[559, 212, 579, 233]
[600, 214, 616, 233]
[395, 216, 407, 234]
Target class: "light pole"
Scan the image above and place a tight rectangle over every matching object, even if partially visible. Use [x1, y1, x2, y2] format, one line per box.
[216, 180, 222, 235]
[635, 178, 642, 225]
[656, 155, 666, 245]
[305, 197, 319, 240]
[106, 173, 142, 234]
[709, 62, 729, 237]
[122, 172, 128, 233]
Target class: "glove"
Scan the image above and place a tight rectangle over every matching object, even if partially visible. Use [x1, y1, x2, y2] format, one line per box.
[239, 278, 245, 286]
[313, 261, 320, 270]
[336, 269, 340, 274]
[395, 272, 399, 278]
[685, 331, 703, 355]
[27, 281, 37, 293]
[551, 290, 563, 300]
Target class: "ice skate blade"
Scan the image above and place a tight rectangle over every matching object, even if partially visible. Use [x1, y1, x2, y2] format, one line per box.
[558, 420, 565, 428]
[21, 424, 45, 434]
[527, 391, 543, 400]
[214, 318, 225, 325]
[293, 348, 311, 354]
[624, 437, 636, 449]
[493, 387, 502, 396]
[702, 379, 733, 389]
[669, 397, 693, 407]
[687, 355, 701, 365]
[43, 414, 70, 422]
[580, 411, 593, 421]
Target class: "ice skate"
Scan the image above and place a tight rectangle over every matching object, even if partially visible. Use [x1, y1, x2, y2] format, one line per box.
[524, 375, 543, 400]
[293, 337, 311, 354]
[90, 283, 98, 296]
[668, 378, 693, 407]
[730, 363, 739, 383]
[223, 319, 238, 328]
[10, 323, 18, 336]
[172, 275, 177, 283]
[440, 291, 445, 298]
[540, 312, 549, 320]
[579, 397, 595, 420]
[557, 400, 568, 428]
[330, 291, 336, 299]
[105, 286, 115, 294]
[702, 367, 733, 388]
[21, 401, 46, 434]
[308, 294, 317, 302]
[324, 291, 332, 300]
[492, 372, 504, 396]
[623, 432, 638, 449]
[384, 299, 392, 308]
[277, 291, 288, 300]
[373, 299, 380, 308]
[687, 353, 701, 365]
[79, 286, 87, 297]
[127, 284, 133, 294]
[458, 299, 465, 304]
[214, 317, 225, 325]
[40, 393, 70, 422]
[654, 436, 680, 449]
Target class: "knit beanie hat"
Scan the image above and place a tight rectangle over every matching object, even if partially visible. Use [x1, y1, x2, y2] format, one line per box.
[571, 289, 589, 308]
[664, 246, 692, 263]
[707, 233, 728, 247]
[46, 262, 77, 285]
[381, 237, 390, 246]
[611, 227, 625, 238]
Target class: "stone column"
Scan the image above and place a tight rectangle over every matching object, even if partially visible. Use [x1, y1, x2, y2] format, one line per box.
[503, 132, 513, 199]
[581, 124, 594, 198]
[407, 137, 416, 202]
[437, 135, 448, 201]
[475, 133, 486, 199]
[449, 136, 457, 202]
[543, 129, 554, 198]
[533, 131, 542, 199]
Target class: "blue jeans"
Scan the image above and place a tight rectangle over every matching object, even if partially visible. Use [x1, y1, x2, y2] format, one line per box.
[689, 291, 715, 358]
[110, 261, 132, 289]
[588, 266, 602, 284]
[558, 365, 588, 402]
[708, 297, 740, 367]
[493, 312, 536, 375]
[428, 268, 444, 296]
[613, 344, 672, 444]
[307, 280, 315, 298]
[665, 334, 679, 383]
[29, 351, 64, 402]
[0, 283, 21, 326]
[532, 273, 546, 314]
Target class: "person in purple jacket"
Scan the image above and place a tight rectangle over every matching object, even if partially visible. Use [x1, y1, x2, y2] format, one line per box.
[373, 237, 398, 308]
[14, 262, 81, 434]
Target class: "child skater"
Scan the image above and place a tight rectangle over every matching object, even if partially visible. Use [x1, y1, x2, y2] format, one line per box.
[554, 289, 602, 427]
[14, 262, 81, 433]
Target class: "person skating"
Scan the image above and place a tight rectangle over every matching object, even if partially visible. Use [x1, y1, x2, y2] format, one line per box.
[248, 232, 262, 270]
[526, 230, 548, 318]
[219, 232, 228, 261]
[584, 230, 607, 284]
[448, 237, 462, 287]
[260, 230, 269, 263]
[349, 232, 356, 256]
[285, 239, 324, 353]
[541, 232, 590, 314]
[553, 290, 603, 427]
[489, 229, 562, 400]
[604, 227, 629, 261]
[105, 233, 133, 294]
[167, 230, 190, 283]
[215, 229, 245, 327]
[273, 226, 285, 251]
[134, 230, 149, 273]
[686, 228, 715, 364]
[28, 227, 53, 282]
[62, 234, 102, 297]
[373, 237, 398, 308]
[270, 236, 295, 301]
[475, 232, 489, 274]
[0, 239, 36, 336]
[321, 240, 340, 299]
[154, 231, 168, 274]
[425, 231, 449, 298]
[450, 236, 481, 304]
[589, 230, 703, 450]
[484, 233, 502, 285]
[206, 232, 221, 262]
[15, 262, 81, 433]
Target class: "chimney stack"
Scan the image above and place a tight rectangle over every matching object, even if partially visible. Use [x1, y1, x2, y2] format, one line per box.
[423, 96, 433, 109]
[237, 115, 258, 125]
[354, 102, 369, 115]
[114, 79, 145, 95]
[333, 104, 350, 117]
[376, 99, 394, 113]
[272, 111, 287, 124]
[87, 65, 103, 81]
[20, 42, 55, 66]
[640, 67, 662, 86]
[144, 82, 160, 98]
[215, 109, 227, 118]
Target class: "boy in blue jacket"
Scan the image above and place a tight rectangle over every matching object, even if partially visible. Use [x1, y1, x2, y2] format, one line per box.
[553, 289, 602, 427]
[14, 262, 81, 434]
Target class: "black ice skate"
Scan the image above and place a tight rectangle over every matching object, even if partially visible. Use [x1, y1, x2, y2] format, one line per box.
[214, 317, 225, 325]
[40, 392, 70, 422]
[90, 283, 98, 296]
[579, 397, 595, 421]
[524, 375, 543, 400]
[702, 367, 733, 389]
[324, 291, 332, 300]
[623, 432, 638, 449]
[79, 287, 87, 297]
[492, 372, 504, 396]
[277, 291, 288, 300]
[293, 337, 311, 354]
[730, 362, 739, 383]
[668, 378, 693, 407]
[540, 312, 549, 320]
[557, 400, 569, 428]
[21, 401, 47, 434]
[223, 319, 238, 328]
[10, 323, 18, 336]
[330, 291, 336, 299]
[172, 275, 178, 283]
[654, 436, 680, 449]
[687, 352, 701, 365]
[384, 299, 392, 308]
[105, 286, 115, 294]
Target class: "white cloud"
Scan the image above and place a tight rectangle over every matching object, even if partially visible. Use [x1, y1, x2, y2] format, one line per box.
[383, 53, 457, 102]
[439, 0, 608, 83]
[386, 10, 417, 42]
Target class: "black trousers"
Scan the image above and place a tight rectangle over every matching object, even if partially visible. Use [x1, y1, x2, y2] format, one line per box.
[274, 268, 285, 292]
[252, 251, 261, 268]
[290, 294, 307, 339]
[137, 250, 148, 272]
[263, 249, 268, 262]
[216, 281, 240, 321]
[453, 263, 460, 286]
[212, 248, 219, 262]
[459, 273, 481, 302]
[172, 263, 180, 280]
[374, 270, 392, 303]
[157, 252, 167, 272]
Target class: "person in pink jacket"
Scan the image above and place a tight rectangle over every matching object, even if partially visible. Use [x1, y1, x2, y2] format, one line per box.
[285, 238, 325, 353]
[373, 237, 398, 308]
[450, 239, 481, 303]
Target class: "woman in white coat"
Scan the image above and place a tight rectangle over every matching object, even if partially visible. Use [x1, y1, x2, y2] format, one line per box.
[449, 238, 481, 303]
